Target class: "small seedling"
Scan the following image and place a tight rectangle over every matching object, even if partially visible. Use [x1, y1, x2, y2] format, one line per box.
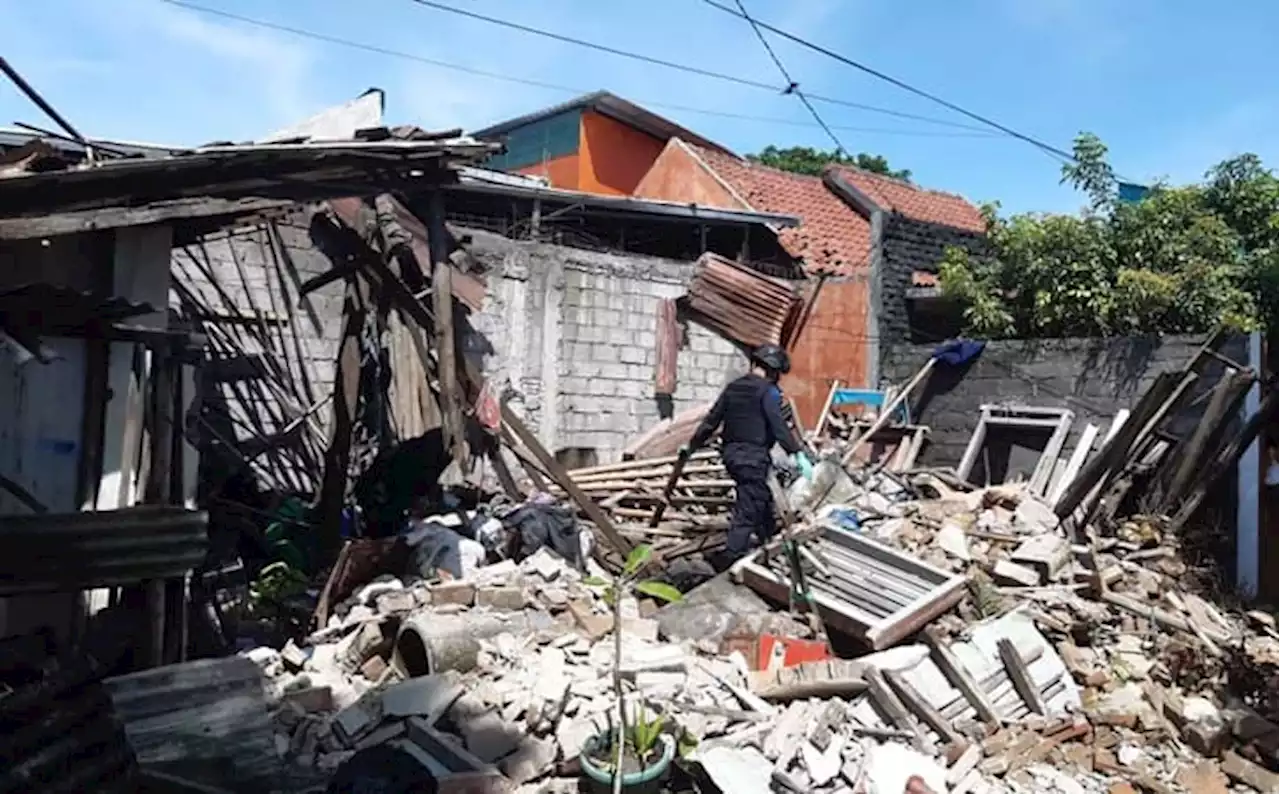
[583, 544, 683, 791]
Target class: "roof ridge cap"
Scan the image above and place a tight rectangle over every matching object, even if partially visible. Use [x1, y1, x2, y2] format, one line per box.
[830, 163, 977, 206]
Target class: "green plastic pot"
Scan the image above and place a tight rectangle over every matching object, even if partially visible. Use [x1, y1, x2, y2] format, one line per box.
[579, 732, 675, 792]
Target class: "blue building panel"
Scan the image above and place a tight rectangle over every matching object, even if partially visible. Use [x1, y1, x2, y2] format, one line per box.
[486, 109, 582, 172]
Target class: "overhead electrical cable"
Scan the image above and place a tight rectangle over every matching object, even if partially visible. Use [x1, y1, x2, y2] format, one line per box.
[159, 0, 1001, 139]
[729, 0, 851, 157]
[399, 0, 998, 133]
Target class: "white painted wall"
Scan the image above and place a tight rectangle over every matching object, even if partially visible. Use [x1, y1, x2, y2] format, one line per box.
[0, 338, 87, 642]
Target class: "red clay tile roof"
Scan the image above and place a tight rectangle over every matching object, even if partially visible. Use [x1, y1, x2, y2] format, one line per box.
[688, 144, 872, 277]
[826, 165, 986, 234]
[685, 145, 986, 276]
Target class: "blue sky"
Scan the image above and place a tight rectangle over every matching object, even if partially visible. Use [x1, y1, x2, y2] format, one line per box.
[0, 0, 1275, 214]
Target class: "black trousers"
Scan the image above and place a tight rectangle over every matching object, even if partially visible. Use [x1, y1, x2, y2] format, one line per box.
[717, 446, 777, 569]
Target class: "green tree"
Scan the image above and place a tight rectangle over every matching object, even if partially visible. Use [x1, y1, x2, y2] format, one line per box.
[939, 133, 1278, 338]
[748, 145, 912, 181]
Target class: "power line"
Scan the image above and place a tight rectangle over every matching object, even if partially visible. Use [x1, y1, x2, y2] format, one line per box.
[700, 0, 1077, 164]
[729, 0, 849, 157]
[398, 0, 995, 133]
[158, 0, 999, 140]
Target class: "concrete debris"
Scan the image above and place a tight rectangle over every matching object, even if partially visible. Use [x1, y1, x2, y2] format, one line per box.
[231, 461, 1275, 794]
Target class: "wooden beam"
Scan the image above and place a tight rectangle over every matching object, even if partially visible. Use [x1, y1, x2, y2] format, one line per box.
[428, 191, 465, 465]
[0, 196, 294, 240]
[315, 276, 368, 554]
[885, 668, 964, 745]
[998, 638, 1046, 716]
[864, 667, 927, 749]
[922, 630, 1000, 726]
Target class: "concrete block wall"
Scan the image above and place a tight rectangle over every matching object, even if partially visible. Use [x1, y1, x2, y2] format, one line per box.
[171, 212, 346, 480]
[466, 228, 745, 462]
[177, 214, 745, 475]
[880, 334, 1247, 468]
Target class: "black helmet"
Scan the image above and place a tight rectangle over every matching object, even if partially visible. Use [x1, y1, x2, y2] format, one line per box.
[750, 343, 791, 374]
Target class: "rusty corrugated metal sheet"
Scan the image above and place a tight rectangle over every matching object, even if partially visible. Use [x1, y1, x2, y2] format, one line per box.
[654, 298, 679, 395]
[0, 633, 139, 793]
[0, 506, 208, 596]
[622, 402, 712, 460]
[680, 253, 803, 350]
[104, 657, 281, 790]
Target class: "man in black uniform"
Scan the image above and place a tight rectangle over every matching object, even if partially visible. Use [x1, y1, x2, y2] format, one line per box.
[681, 344, 814, 569]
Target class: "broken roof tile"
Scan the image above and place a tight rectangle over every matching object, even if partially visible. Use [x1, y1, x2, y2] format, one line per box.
[688, 144, 872, 278]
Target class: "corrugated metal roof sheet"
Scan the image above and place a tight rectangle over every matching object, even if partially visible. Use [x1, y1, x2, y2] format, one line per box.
[0, 136, 500, 234]
[0, 506, 208, 596]
[680, 252, 804, 350]
[0, 634, 140, 793]
[104, 657, 282, 790]
[0, 283, 155, 329]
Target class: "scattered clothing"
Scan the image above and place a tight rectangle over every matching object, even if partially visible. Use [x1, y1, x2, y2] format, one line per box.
[402, 519, 466, 581]
[503, 502, 583, 568]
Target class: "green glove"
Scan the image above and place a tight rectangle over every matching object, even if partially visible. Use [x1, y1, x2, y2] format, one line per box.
[793, 451, 815, 481]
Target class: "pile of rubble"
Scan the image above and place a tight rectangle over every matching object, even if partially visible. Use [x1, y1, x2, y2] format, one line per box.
[798, 472, 1280, 793]
[234, 475, 1277, 794]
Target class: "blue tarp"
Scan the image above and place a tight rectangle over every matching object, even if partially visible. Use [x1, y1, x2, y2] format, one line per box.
[931, 339, 986, 367]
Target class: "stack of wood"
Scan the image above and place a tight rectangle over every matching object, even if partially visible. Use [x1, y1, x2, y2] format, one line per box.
[549, 449, 736, 561]
[1055, 330, 1273, 536]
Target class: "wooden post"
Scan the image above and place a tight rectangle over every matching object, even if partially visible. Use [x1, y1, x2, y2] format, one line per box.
[316, 277, 368, 552]
[426, 190, 467, 466]
[143, 344, 176, 668]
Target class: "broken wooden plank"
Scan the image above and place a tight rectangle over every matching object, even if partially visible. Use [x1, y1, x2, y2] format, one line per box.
[922, 630, 1001, 726]
[864, 667, 927, 749]
[1222, 749, 1280, 792]
[884, 668, 964, 745]
[997, 638, 1046, 716]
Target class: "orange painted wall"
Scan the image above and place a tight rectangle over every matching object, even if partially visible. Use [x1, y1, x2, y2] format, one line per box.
[633, 139, 747, 209]
[515, 153, 581, 190]
[783, 278, 871, 427]
[577, 110, 667, 196]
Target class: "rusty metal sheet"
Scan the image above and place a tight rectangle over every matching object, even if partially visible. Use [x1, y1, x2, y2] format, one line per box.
[0, 506, 208, 596]
[680, 253, 803, 350]
[622, 402, 713, 460]
[104, 657, 281, 790]
[785, 279, 869, 427]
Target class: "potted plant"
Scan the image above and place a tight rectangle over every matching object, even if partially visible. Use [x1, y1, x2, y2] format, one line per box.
[581, 545, 684, 793]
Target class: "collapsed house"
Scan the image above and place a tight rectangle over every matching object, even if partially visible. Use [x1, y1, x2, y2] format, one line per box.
[0, 86, 1274, 794]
